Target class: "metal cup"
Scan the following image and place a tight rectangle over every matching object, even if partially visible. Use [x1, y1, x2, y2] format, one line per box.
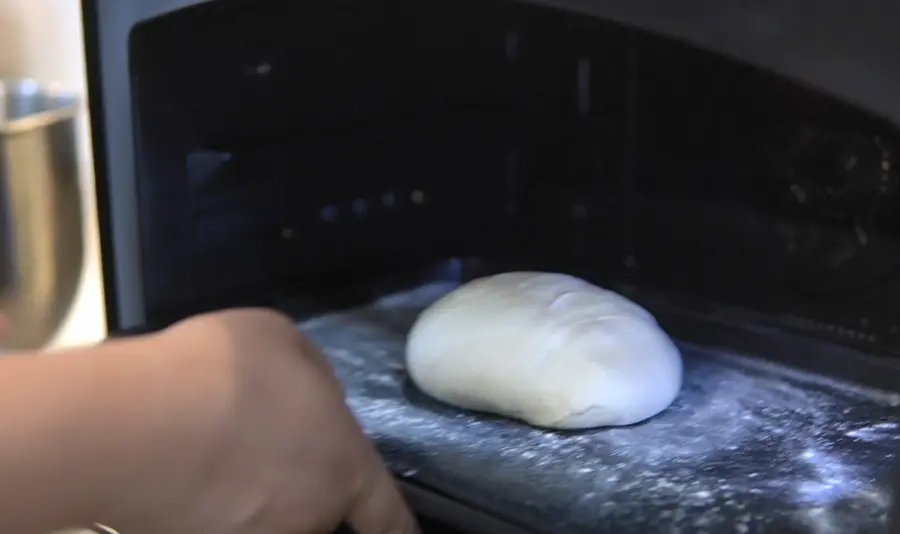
[0, 79, 84, 349]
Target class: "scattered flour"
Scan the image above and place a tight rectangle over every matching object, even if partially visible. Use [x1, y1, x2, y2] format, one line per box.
[301, 283, 899, 533]
[846, 422, 900, 443]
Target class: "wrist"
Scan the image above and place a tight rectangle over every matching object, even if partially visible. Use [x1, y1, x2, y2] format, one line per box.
[42, 333, 237, 530]
[0, 339, 167, 532]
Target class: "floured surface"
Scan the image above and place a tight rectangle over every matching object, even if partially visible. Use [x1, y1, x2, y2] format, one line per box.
[300, 283, 900, 533]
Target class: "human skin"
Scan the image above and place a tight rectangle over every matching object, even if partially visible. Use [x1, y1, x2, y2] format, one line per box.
[0, 308, 419, 534]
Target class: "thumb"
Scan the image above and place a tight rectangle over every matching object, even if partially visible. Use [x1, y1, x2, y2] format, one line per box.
[346, 445, 420, 534]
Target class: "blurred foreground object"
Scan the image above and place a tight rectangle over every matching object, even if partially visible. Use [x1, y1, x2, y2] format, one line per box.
[0, 79, 83, 349]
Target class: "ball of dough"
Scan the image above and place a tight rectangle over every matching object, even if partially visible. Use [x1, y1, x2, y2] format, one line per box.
[405, 272, 683, 429]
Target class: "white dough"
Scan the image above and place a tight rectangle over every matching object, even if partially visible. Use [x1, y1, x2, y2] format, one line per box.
[405, 272, 683, 429]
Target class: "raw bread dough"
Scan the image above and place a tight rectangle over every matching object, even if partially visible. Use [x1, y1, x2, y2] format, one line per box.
[405, 272, 683, 429]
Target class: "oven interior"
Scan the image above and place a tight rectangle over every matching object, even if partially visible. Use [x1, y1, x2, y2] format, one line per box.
[127, 0, 900, 532]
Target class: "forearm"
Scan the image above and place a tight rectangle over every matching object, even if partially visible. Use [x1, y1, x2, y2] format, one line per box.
[0, 335, 232, 533]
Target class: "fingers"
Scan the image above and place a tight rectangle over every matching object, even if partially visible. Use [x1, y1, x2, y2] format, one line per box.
[346, 447, 420, 534]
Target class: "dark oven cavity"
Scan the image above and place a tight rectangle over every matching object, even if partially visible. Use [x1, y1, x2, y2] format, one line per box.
[129, 0, 900, 356]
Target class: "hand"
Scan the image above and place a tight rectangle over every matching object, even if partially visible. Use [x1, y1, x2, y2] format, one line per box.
[111, 308, 419, 534]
